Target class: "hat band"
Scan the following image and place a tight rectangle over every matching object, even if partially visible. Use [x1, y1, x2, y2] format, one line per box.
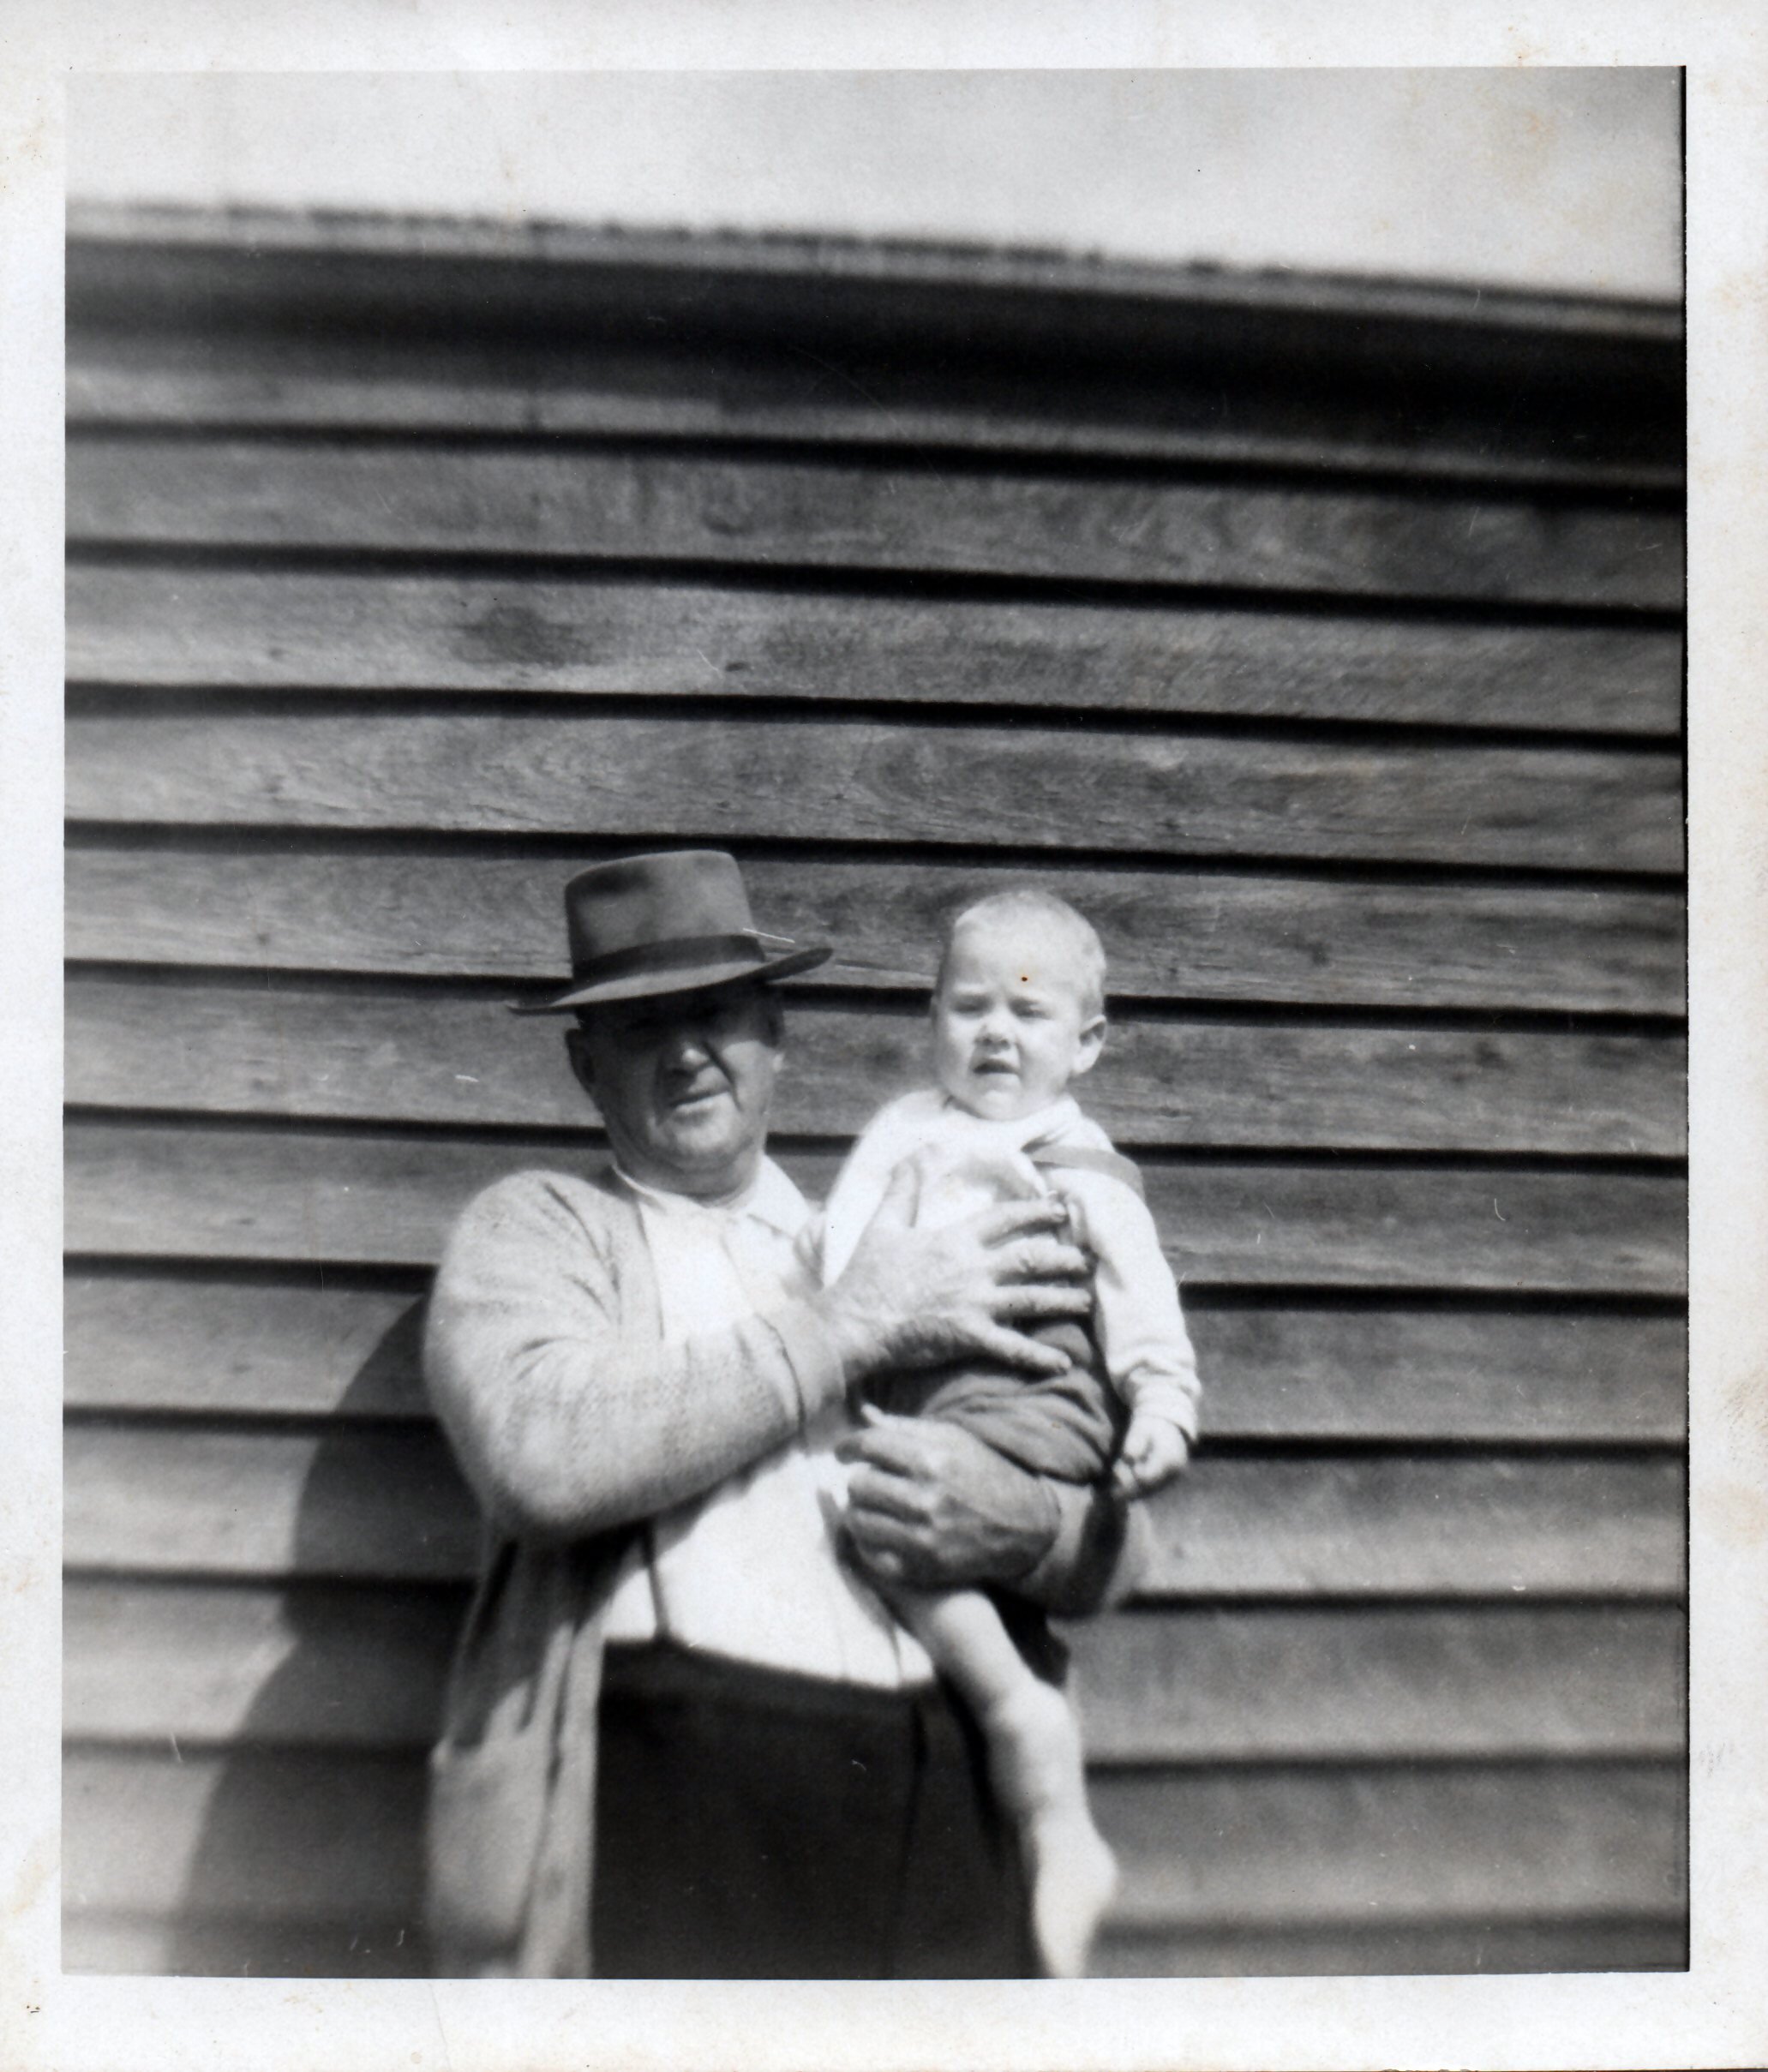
[568, 932, 776, 990]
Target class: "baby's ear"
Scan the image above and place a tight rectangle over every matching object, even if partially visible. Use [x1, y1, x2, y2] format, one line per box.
[1072, 1013, 1107, 1077]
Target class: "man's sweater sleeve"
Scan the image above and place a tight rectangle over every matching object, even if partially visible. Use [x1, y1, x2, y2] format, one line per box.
[424, 1172, 847, 1543]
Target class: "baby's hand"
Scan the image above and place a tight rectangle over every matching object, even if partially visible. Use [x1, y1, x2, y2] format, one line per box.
[1112, 1410, 1190, 1497]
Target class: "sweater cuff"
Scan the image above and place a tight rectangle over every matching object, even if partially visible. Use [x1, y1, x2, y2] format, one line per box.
[768, 1298, 849, 1422]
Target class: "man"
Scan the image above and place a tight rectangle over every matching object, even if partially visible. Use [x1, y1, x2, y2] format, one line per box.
[423, 850, 1138, 1979]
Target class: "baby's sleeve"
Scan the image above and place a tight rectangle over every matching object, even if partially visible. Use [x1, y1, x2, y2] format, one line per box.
[1064, 1170, 1202, 1441]
[818, 1092, 938, 1285]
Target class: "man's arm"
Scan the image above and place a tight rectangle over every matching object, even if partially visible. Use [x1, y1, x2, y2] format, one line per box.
[425, 1172, 845, 1542]
[426, 1165, 1094, 1545]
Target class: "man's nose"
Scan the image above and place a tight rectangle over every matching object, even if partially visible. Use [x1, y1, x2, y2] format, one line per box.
[662, 1021, 715, 1069]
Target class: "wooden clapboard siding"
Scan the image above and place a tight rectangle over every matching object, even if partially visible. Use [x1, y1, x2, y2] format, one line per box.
[1092, 1918, 1687, 1978]
[63, 972, 1687, 1157]
[62, 210, 1685, 1980]
[66, 707, 1683, 873]
[64, 841, 1689, 1015]
[60, 308, 1684, 494]
[63, 1744, 1684, 1937]
[63, 1273, 1687, 1443]
[64, 1420, 1685, 1598]
[65, 565, 1683, 736]
[66, 1903, 1687, 1983]
[63, 1582, 1686, 1760]
[67, 437, 1683, 614]
[65, 1118, 1690, 1293]
[63, 1911, 425, 1980]
[62, 207, 1685, 488]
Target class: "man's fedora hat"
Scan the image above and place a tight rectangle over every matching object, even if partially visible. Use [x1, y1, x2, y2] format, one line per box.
[512, 849, 832, 1014]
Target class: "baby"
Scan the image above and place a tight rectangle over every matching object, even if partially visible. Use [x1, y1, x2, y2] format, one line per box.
[820, 889, 1201, 1978]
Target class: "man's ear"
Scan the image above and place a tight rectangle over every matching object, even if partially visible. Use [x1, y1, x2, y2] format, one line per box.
[1071, 1014, 1107, 1079]
[564, 1026, 597, 1102]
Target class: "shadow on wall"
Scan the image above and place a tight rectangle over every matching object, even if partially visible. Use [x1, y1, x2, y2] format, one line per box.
[169, 1297, 467, 1979]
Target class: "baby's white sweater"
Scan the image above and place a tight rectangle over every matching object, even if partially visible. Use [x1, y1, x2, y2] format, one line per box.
[821, 1089, 1202, 1440]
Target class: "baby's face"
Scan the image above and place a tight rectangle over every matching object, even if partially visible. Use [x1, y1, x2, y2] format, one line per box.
[931, 919, 1106, 1121]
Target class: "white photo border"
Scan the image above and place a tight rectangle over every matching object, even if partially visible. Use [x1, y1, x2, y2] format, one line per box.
[3, 9, 1762, 2069]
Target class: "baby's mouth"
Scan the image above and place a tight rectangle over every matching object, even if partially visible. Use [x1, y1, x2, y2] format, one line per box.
[973, 1057, 1016, 1077]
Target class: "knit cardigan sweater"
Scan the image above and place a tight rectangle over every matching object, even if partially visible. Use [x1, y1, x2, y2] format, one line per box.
[422, 1164, 1140, 1977]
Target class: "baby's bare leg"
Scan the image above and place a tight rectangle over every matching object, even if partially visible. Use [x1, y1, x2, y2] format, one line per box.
[890, 1583, 1118, 1979]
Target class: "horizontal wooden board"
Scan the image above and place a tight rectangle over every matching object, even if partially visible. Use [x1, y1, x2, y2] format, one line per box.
[61, 213, 1682, 467]
[63, 1908, 427, 1979]
[63, 1273, 1687, 1443]
[64, 1907, 1687, 1980]
[67, 439, 1685, 613]
[63, 974, 1688, 1158]
[65, 1119, 1690, 1294]
[1189, 1303, 1687, 1443]
[1132, 1454, 1685, 1600]
[1092, 1916, 1687, 1978]
[63, 1579, 1685, 1761]
[65, 710, 1685, 874]
[64, 843, 1689, 1016]
[64, 1578, 467, 1752]
[1101, 1762, 1686, 1931]
[63, 1422, 1685, 1596]
[1068, 1604, 1685, 1761]
[61, 323, 1684, 494]
[64, 1746, 425, 1930]
[64, 566, 1684, 735]
[63, 1745, 1685, 1931]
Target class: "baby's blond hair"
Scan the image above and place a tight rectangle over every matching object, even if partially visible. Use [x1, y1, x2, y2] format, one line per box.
[938, 889, 1107, 1019]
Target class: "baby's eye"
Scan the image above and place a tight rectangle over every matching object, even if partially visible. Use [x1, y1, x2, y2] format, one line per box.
[1013, 1001, 1046, 1020]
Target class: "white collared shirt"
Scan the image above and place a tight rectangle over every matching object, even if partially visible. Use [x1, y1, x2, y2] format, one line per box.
[602, 1159, 934, 1688]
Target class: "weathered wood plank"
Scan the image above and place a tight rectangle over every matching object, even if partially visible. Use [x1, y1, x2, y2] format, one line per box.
[67, 439, 1686, 611]
[64, 1746, 424, 1929]
[64, 1119, 1690, 1293]
[1100, 1762, 1686, 1929]
[63, 1422, 1685, 1596]
[65, 1907, 1687, 1980]
[61, 213, 1684, 467]
[1069, 1605, 1685, 1760]
[64, 1578, 465, 1752]
[64, 842, 1689, 1016]
[1132, 1454, 1685, 1599]
[63, 1744, 1685, 1929]
[61, 326, 1684, 494]
[1092, 1917, 1687, 1978]
[64, 1422, 480, 1584]
[64, 566, 1684, 735]
[63, 974, 1689, 1157]
[63, 1579, 1686, 1760]
[1189, 1303, 1687, 1443]
[65, 710, 1686, 874]
[64, 1277, 433, 1421]
[63, 1273, 1687, 1443]
[63, 1908, 427, 1979]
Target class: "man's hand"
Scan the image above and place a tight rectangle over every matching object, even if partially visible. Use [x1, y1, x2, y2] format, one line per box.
[837, 1409, 1061, 1589]
[815, 1162, 1092, 1386]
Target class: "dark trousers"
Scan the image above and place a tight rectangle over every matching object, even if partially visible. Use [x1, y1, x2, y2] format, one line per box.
[590, 1641, 1035, 1979]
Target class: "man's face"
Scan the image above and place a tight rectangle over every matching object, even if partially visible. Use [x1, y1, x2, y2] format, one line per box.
[567, 982, 783, 1199]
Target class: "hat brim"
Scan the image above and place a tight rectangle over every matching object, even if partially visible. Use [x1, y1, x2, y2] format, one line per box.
[509, 943, 832, 1015]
